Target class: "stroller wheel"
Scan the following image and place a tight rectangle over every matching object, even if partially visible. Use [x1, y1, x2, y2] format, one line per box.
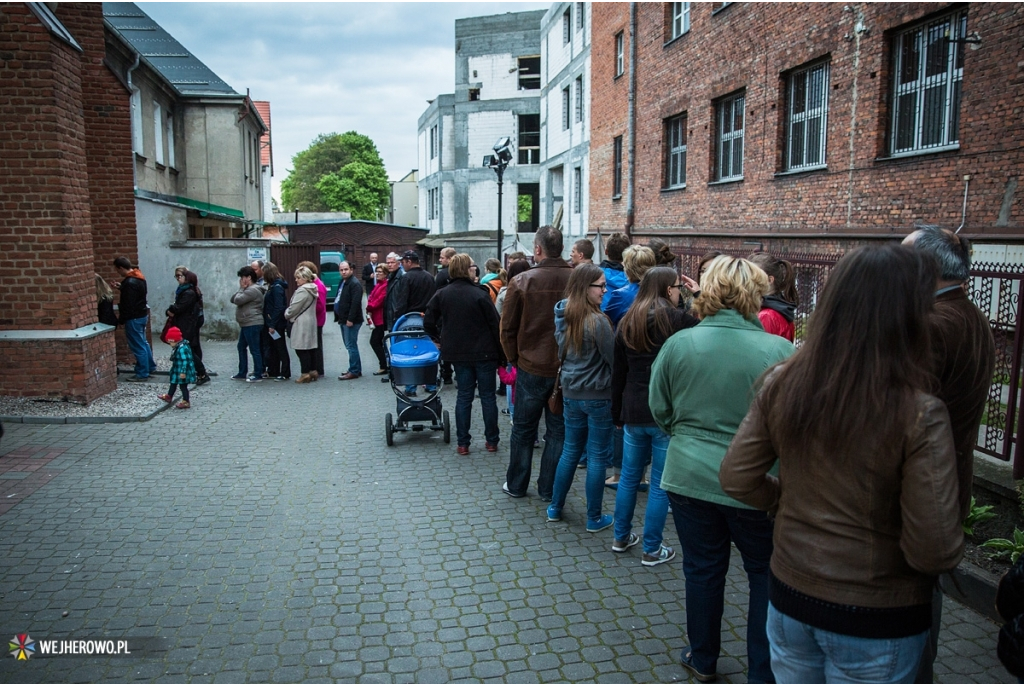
[443, 410, 451, 444]
[385, 413, 395, 447]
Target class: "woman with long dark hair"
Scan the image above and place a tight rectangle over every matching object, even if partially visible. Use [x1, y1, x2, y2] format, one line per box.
[546, 264, 616, 532]
[610, 267, 698, 565]
[720, 245, 963, 683]
[650, 256, 795, 683]
[262, 263, 291, 381]
[166, 268, 209, 384]
[748, 253, 799, 342]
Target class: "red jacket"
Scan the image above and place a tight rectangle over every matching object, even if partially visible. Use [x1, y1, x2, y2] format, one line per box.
[366, 280, 388, 327]
[758, 308, 794, 342]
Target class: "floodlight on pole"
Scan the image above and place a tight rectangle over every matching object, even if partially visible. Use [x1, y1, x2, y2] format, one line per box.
[484, 136, 513, 259]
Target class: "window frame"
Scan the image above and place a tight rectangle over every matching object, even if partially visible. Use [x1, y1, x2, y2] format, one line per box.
[563, 7, 571, 45]
[671, 2, 691, 40]
[888, 8, 966, 157]
[715, 92, 745, 182]
[165, 111, 175, 168]
[663, 113, 687, 189]
[429, 124, 438, 160]
[785, 60, 830, 172]
[576, 2, 584, 31]
[614, 32, 625, 78]
[153, 101, 164, 165]
[573, 166, 582, 214]
[518, 114, 541, 165]
[562, 86, 571, 130]
[574, 75, 584, 124]
[612, 135, 623, 197]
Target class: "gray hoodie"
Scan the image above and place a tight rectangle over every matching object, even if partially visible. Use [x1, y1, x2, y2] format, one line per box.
[553, 298, 615, 400]
[231, 284, 265, 327]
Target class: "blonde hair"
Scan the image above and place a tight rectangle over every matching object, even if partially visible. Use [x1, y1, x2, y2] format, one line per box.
[448, 253, 472, 279]
[95, 273, 114, 301]
[174, 265, 189, 277]
[622, 245, 656, 283]
[294, 266, 315, 283]
[694, 255, 769, 319]
[297, 260, 319, 276]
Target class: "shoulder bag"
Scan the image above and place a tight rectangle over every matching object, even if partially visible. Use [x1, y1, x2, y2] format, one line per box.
[547, 348, 567, 416]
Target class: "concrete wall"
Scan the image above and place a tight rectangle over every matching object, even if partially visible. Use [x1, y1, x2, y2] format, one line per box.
[182, 103, 263, 220]
[392, 177, 418, 227]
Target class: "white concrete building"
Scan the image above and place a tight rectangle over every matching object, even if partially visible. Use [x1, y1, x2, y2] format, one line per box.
[539, 2, 590, 239]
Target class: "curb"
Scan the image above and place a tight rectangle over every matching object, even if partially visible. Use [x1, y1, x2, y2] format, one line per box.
[942, 559, 1001, 623]
[1, 401, 172, 425]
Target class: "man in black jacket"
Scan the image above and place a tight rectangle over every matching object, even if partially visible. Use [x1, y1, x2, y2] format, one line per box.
[334, 261, 365, 380]
[392, 250, 437, 395]
[361, 252, 378, 293]
[113, 256, 157, 381]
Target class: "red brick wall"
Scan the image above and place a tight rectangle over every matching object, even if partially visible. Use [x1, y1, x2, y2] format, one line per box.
[0, 334, 117, 403]
[55, 3, 137, 282]
[589, 2, 1024, 251]
[0, 4, 95, 331]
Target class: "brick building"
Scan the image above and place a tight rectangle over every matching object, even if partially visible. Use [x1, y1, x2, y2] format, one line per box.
[0, 3, 136, 403]
[589, 2, 1024, 259]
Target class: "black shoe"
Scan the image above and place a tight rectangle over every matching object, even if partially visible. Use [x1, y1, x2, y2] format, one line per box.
[196, 375, 211, 386]
[680, 650, 716, 683]
[372, 369, 389, 376]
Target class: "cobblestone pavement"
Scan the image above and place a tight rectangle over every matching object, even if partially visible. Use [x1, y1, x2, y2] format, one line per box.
[0, 326, 1013, 682]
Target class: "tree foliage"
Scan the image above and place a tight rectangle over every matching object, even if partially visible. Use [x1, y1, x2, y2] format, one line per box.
[280, 132, 389, 215]
[316, 161, 391, 221]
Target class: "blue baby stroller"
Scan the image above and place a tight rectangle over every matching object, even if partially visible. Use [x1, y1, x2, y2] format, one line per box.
[383, 313, 450, 446]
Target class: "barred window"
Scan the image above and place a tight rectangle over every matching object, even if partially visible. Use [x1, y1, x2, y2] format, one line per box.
[664, 114, 687, 188]
[573, 166, 582, 214]
[786, 61, 829, 171]
[562, 87, 571, 130]
[574, 76, 584, 123]
[890, 9, 966, 155]
[563, 7, 571, 44]
[613, 136, 623, 197]
[715, 93, 745, 181]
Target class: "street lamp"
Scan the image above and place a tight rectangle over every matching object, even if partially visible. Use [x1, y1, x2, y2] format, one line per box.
[483, 136, 513, 259]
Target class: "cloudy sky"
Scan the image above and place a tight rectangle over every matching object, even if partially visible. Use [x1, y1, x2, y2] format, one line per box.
[142, 2, 549, 205]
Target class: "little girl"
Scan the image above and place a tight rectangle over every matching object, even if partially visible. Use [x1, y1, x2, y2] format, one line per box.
[158, 326, 197, 408]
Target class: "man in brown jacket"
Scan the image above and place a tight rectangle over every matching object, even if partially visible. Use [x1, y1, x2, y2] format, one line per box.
[500, 225, 572, 499]
[904, 225, 996, 683]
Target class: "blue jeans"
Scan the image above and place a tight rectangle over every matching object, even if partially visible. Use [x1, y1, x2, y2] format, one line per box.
[340, 322, 362, 375]
[551, 398, 612, 522]
[237, 325, 264, 377]
[767, 604, 926, 684]
[124, 315, 157, 378]
[613, 424, 670, 554]
[667, 492, 775, 684]
[453, 361, 499, 448]
[505, 369, 563, 499]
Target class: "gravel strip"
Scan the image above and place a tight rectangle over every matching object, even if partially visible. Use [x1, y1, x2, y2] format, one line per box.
[0, 375, 210, 419]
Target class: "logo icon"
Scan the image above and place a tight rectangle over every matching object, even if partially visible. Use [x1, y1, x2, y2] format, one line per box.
[9, 634, 34, 660]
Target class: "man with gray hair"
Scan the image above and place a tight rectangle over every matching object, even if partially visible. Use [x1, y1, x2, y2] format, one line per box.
[903, 224, 996, 682]
[499, 225, 572, 500]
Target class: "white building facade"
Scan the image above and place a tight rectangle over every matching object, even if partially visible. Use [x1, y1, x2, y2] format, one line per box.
[539, 2, 590, 239]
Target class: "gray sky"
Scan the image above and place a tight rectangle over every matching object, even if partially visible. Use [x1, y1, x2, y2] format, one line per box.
[141, 2, 549, 205]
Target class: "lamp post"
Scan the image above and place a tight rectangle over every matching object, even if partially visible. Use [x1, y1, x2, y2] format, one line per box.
[484, 136, 513, 259]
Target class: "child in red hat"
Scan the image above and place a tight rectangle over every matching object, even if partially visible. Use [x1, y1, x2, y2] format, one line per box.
[158, 326, 197, 408]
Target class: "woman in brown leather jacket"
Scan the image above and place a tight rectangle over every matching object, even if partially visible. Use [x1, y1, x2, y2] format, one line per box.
[720, 245, 964, 683]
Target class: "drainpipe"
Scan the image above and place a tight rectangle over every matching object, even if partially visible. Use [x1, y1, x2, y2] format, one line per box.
[126, 52, 141, 191]
[844, 6, 867, 230]
[625, 2, 637, 236]
[956, 175, 970, 233]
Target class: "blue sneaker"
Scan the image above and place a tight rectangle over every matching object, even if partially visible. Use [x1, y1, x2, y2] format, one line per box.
[586, 514, 613, 533]
[546, 505, 562, 522]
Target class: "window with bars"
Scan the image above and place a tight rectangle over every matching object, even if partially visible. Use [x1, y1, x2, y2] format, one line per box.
[577, 3, 584, 31]
[429, 125, 438, 160]
[574, 75, 584, 123]
[427, 188, 438, 220]
[664, 114, 687, 188]
[573, 166, 582, 214]
[563, 7, 571, 44]
[671, 2, 691, 39]
[715, 93, 745, 181]
[518, 114, 540, 165]
[613, 135, 623, 197]
[615, 32, 625, 77]
[562, 87, 571, 130]
[786, 61, 829, 171]
[890, 9, 966, 155]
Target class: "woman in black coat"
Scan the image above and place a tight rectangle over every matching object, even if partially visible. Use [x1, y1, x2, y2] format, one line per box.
[166, 268, 209, 383]
[423, 253, 503, 456]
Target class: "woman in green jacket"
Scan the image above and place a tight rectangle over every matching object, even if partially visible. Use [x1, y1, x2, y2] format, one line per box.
[650, 255, 794, 684]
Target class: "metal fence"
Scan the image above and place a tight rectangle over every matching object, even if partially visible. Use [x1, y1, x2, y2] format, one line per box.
[668, 244, 1023, 476]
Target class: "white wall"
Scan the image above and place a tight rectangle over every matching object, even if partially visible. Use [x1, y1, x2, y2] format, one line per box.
[468, 110, 516, 166]
[467, 54, 521, 101]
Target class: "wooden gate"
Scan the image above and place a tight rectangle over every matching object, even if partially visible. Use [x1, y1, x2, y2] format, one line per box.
[270, 242, 319, 299]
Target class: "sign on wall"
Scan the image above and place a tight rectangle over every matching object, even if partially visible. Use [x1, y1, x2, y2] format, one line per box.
[247, 247, 268, 263]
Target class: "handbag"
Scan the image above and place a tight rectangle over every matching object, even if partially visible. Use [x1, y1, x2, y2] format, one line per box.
[547, 348, 567, 416]
[159, 314, 175, 344]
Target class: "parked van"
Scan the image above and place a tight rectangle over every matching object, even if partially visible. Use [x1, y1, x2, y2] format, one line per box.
[319, 251, 346, 301]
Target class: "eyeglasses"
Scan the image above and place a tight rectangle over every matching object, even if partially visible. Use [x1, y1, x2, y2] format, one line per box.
[590, 283, 607, 291]
[668, 284, 683, 290]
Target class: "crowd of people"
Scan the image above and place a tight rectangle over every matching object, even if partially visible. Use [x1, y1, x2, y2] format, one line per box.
[98, 220, 1008, 682]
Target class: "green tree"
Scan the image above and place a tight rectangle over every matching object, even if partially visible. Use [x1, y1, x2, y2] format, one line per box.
[280, 132, 388, 213]
[518, 194, 532, 223]
[316, 161, 391, 221]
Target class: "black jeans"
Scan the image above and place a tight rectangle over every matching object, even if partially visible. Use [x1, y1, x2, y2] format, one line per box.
[370, 326, 387, 370]
[505, 368, 563, 499]
[188, 337, 207, 378]
[313, 326, 324, 375]
[296, 349, 315, 375]
[266, 334, 291, 378]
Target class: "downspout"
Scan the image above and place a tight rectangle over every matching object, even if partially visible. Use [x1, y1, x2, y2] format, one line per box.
[126, 52, 141, 191]
[625, 2, 637, 236]
[844, 6, 867, 229]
